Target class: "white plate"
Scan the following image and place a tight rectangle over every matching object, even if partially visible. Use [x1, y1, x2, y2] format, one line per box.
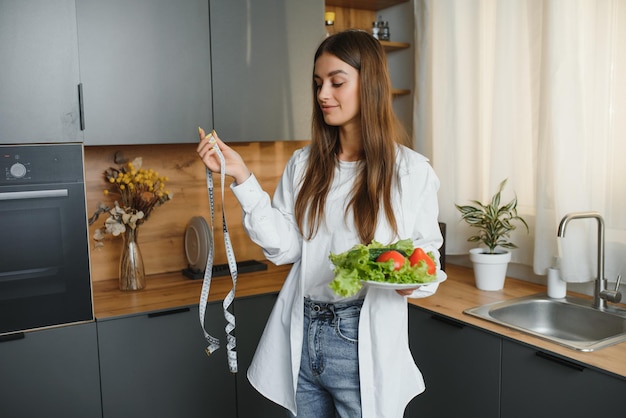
[184, 216, 212, 272]
[363, 270, 447, 290]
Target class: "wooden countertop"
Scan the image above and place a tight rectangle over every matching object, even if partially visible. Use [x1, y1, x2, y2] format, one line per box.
[92, 263, 291, 318]
[92, 263, 626, 379]
[408, 265, 626, 380]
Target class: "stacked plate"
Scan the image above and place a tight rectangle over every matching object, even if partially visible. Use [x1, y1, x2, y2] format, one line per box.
[184, 216, 212, 273]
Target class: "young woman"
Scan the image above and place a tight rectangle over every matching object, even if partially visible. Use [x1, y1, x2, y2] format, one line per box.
[197, 29, 442, 418]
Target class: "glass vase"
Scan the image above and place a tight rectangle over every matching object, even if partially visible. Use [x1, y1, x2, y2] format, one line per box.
[119, 227, 145, 291]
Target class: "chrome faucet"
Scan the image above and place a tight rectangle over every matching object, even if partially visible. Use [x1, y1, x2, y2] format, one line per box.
[557, 212, 622, 310]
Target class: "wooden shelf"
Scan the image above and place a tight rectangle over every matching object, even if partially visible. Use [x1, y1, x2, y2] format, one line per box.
[326, 7, 411, 50]
[380, 40, 409, 52]
[326, 0, 409, 11]
[392, 88, 411, 96]
[325, 1, 412, 100]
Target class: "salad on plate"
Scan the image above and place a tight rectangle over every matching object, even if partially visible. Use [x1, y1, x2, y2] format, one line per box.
[329, 239, 439, 297]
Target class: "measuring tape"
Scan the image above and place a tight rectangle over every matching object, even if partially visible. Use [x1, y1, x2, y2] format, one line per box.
[198, 129, 238, 373]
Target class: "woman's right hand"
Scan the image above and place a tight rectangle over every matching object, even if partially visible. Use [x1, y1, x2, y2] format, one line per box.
[197, 127, 251, 185]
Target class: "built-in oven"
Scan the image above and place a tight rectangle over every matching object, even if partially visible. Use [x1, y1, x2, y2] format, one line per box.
[0, 143, 93, 336]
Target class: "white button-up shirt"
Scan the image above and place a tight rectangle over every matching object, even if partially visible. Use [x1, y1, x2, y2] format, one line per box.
[232, 144, 442, 417]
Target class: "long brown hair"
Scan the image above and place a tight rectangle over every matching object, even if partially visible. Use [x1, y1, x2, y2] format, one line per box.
[295, 30, 409, 244]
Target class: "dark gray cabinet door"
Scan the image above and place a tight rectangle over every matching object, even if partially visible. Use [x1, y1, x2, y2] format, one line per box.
[210, 0, 324, 142]
[501, 340, 626, 418]
[76, 0, 212, 145]
[234, 293, 287, 417]
[406, 307, 501, 418]
[0, 322, 102, 418]
[97, 305, 236, 418]
[0, 0, 82, 144]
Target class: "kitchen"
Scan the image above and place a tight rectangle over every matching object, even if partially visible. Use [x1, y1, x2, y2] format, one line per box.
[2, 1, 626, 417]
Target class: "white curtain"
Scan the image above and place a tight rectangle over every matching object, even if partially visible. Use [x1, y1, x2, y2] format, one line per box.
[415, 0, 626, 284]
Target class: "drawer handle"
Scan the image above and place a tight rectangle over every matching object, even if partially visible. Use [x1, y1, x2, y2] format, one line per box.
[535, 351, 585, 371]
[0, 332, 25, 343]
[431, 313, 465, 329]
[148, 307, 190, 318]
[0, 189, 68, 201]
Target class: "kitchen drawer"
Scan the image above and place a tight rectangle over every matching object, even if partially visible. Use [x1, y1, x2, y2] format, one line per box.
[501, 340, 626, 418]
[97, 305, 236, 418]
[234, 293, 286, 417]
[0, 322, 101, 418]
[406, 306, 501, 418]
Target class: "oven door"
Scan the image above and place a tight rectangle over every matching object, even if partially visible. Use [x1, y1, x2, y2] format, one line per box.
[0, 182, 93, 335]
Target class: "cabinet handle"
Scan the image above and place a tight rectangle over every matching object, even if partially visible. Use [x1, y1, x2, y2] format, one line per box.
[430, 313, 465, 329]
[0, 332, 25, 343]
[78, 83, 85, 131]
[535, 351, 585, 372]
[148, 307, 190, 318]
[0, 189, 68, 201]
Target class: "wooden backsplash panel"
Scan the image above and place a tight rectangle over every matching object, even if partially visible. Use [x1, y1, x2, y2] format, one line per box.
[85, 141, 309, 282]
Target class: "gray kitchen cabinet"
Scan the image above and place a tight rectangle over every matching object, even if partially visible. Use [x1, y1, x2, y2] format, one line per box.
[406, 304, 626, 418]
[405, 306, 501, 418]
[210, 0, 324, 142]
[234, 293, 287, 417]
[0, 322, 102, 418]
[0, 0, 83, 144]
[500, 339, 626, 418]
[97, 305, 236, 418]
[75, 0, 212, 145]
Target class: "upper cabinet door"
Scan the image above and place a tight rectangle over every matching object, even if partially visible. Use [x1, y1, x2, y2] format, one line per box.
[0, 0, 82, 144]
[76, 0, 212, 145]
[210, 0, 325, 142]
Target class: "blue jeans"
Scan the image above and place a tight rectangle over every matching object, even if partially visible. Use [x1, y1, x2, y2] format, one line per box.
[288, 298, 364, 418]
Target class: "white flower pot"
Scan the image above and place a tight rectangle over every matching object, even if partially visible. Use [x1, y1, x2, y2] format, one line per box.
[469, 248, 511, 291]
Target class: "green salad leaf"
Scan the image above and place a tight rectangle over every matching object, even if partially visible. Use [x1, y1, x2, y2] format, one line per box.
[329, 239, 437, 297]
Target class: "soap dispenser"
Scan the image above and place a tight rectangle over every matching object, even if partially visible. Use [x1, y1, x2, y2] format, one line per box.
[547, 256, 567, 298]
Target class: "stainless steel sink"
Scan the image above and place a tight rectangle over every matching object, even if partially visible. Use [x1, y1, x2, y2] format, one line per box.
[464, 294, 626, 351]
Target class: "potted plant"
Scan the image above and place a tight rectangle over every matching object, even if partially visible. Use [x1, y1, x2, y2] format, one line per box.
[455, 179, 529, 290]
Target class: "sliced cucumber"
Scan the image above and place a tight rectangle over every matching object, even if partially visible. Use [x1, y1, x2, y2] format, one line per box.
[368, 248, 408, 262]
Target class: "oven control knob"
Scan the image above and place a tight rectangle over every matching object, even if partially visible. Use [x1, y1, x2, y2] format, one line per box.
[9, 162, 27, 178]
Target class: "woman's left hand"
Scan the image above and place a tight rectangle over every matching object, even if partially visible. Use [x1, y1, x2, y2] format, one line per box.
[396, 288, 418, 296]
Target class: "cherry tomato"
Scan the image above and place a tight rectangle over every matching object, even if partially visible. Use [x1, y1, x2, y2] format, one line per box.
[409, 248, 436, 275]
[376, 250, 406, 271]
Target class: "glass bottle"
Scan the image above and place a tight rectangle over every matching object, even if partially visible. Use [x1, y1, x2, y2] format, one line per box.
[325, 11, 335, 37]
[382, 21, 390, 41]
[372, 21, 379, 39]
